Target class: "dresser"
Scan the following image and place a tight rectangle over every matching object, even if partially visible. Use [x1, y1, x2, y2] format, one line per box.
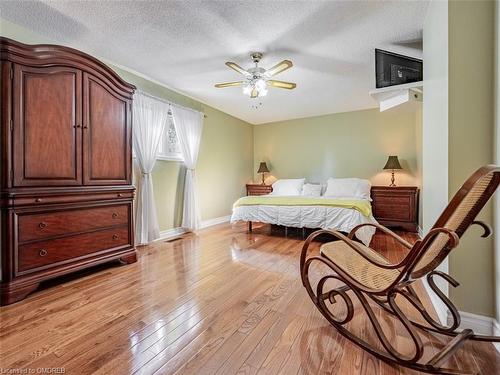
[0, 38, 137, 305]
[246, 184, 273, 196]
[371, 186, 419, 232]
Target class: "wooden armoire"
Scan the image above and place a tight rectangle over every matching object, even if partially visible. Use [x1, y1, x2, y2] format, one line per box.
[0, 38, 137, 305]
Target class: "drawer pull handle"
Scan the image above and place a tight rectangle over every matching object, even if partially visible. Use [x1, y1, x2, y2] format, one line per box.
[112, 234, 119, 240]
[38, 222, 47, 229]
[117, 193, 123, 198]
[35, 198, 42, 203]
[39, 249, 48, 257]
[112, 213, 118, 219]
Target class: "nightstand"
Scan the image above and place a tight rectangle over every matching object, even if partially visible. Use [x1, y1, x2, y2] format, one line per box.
[371, 186, 419, 232]
[246, 184, 273, 196]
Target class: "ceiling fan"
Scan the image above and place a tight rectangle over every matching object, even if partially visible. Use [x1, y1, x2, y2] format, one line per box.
[215, 52, 297, 98]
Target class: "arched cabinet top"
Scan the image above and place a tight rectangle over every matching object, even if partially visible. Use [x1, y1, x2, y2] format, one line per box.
[0, 37, 136, 96]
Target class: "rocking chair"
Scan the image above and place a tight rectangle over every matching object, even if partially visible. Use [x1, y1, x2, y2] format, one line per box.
[300, 165, 500, 374]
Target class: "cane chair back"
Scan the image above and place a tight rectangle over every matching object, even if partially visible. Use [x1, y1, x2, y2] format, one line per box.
[410, 166, 500, 278]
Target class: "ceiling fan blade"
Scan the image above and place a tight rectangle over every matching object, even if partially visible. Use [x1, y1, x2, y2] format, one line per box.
[267, 80, 297, 89]
[250, 88, 258, 98]
[265, 60, 293, 76]
[214, 81, 246, 88]
[225, 62, 250, 76]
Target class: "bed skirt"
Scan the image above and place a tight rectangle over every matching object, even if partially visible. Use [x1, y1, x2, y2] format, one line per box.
[231, 205, 377, 246]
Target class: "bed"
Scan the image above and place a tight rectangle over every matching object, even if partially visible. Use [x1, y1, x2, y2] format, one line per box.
[230, 194, 378, 246]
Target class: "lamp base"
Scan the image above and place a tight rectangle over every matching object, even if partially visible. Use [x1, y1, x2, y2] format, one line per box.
[261, 173, 266, 185]
[389, 170, 396, 187]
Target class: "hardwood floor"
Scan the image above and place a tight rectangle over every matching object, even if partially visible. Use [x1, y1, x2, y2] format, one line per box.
[1, 223, 499, 374]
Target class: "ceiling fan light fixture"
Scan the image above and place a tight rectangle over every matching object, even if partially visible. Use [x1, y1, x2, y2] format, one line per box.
[243, 79, 268, 98]
[255, 78, 267, 91]
[242, 84, 253, 96]
[216, 53, 296, 98]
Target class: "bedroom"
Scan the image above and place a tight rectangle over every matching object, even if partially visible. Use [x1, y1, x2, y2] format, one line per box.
[0, 0, 499, 374]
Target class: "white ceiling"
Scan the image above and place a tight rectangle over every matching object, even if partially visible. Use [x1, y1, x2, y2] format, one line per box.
[0, 0, 428, 124]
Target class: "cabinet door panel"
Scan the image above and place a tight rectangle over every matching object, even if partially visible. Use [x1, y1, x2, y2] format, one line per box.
[13, 65, 82, 186]
[83, 74, 131, 185]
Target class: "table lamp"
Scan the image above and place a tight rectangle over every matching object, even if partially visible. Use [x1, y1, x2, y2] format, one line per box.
[383, 155, 402, 187]
[257, 162, 270, 185]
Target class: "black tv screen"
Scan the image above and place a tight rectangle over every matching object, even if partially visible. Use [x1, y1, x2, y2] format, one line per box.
[375, 49, 422, 88]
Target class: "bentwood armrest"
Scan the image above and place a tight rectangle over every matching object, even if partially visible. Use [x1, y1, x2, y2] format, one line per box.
[471, 220, 492, 238]
[418, 227, 460, 250]
[348, 222, 413, 250]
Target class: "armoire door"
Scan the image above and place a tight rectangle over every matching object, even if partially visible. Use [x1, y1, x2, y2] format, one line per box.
[13, 65, 82, 187]
[83, 73, 131, 185]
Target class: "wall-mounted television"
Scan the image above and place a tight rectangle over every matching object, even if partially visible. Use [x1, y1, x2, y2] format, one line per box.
[375, 49, 423, 88]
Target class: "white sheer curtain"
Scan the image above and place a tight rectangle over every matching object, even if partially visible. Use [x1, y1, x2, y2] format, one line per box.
[132, 92, 170, 244]
[172, 106, 204, 231]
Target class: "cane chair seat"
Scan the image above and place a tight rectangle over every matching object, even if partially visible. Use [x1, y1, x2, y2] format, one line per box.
[320, 241, 400, 291]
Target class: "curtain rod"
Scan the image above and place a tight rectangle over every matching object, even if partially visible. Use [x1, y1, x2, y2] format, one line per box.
[135, 89, 207, 118]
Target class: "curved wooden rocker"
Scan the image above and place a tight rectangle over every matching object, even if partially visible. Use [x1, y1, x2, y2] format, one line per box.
[300, 165, 500, 374]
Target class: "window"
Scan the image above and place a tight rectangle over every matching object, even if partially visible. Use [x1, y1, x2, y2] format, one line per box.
[158, 115, 183, 161]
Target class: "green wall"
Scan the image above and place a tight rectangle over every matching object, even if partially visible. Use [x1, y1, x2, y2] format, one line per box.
[448, 0, 495, 317]
[0, 19, 254, 231]
[253, 108, 421, 189]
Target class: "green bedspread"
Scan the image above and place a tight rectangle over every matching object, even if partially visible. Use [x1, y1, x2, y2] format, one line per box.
[233, 196, 371, 217]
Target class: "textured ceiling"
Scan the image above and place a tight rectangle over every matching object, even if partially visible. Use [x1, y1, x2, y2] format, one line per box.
[0, 0, 428, 124]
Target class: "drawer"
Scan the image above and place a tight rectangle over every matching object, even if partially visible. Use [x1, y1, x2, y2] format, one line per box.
[247, 186, 273, 196]
[12, 191, 134, 207]
[373, 196, 411, 221]
[18, 204, 129, 242]
[18, 226, 130, 272]
[248, 191, 269, 196]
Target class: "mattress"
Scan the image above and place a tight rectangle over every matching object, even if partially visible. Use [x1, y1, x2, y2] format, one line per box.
[230, 195, 377, 246]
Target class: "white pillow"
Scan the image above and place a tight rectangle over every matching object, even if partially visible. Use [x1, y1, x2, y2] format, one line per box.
[271, 178, 305, 196]
[301, 183, 322, 197]
[323, 178, 371, 200]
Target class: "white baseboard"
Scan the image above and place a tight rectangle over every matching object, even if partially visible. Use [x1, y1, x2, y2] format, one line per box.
[415, 228, 499, 351]
[494, 320, 500, 351]
[156, 215, 231, 241]
[199, 215, 231, 229]
[494, 319, 500, 335]
[445, 310, 500, 351]
[158, 227, 187, 241]
[447, 310, 496, 335]
[417, 226, 424, 238]
[422, 271, 500, 347]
